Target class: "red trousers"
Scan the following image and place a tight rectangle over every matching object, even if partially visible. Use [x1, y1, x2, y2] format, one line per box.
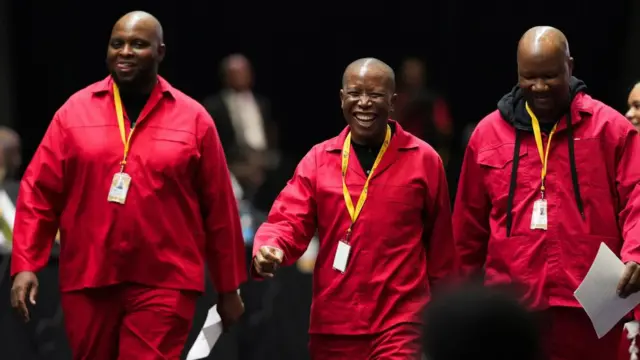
[61, 283, 198, 360]
[539, 307, 623, 360]
[308, 323, 422, 360]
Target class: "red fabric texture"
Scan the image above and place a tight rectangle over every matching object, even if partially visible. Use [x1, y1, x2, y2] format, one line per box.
[308, 323, 422, 360]
[61, 283, 198, 360]
[539, 307, 622, 360]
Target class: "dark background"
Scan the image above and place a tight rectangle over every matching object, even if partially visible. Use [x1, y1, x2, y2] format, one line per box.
[9, 1, 638, 163]
[2, 0, 640, 359]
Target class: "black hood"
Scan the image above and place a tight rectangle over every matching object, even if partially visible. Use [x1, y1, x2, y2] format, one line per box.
[497, 77, 588, 132]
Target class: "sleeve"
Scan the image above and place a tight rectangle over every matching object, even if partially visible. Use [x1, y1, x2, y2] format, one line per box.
[422, 153, 457, 287]
[11, 112, 66, 276]
[196, 112, 247, 293]
[452, 136, 491, 277]
[252, 148, 318, 269]
[615, 126, 640, 264]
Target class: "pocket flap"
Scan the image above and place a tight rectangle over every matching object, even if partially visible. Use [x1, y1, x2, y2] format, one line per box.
[151, 128, 193, 145]
[478, 143, 528, 169]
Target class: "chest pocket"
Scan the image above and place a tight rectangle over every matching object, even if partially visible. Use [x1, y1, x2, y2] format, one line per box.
[143, 128, 197, 179]
[372, 185, 425, 245]
[477, 143, 534, 204]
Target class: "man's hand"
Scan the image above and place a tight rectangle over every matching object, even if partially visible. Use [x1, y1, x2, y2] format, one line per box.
[217, 291, 244, 331]
[618, 261, 640, 298]
[253, 246, 283, 278]
[10, 271, 39, 322]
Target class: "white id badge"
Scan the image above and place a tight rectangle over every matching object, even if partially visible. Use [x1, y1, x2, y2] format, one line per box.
[530, 199, 548, 230]
[107, 172, 132, 204]
[332, 241, 351, 273]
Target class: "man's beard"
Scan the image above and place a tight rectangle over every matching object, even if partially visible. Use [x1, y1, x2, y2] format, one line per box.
[111, 69, 154, 94]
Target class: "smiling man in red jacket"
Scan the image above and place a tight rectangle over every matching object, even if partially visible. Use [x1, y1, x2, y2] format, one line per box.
[9, 11, 246, 360]
[453, 26, 640, 360]
[252, 57, 456, 359]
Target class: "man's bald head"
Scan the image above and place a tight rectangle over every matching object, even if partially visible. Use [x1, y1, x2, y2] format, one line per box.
[342, 58, 395, 91]
[516, 26, 574, 121]
[113, 11, 164, 43]
[518, 26, 570, 60]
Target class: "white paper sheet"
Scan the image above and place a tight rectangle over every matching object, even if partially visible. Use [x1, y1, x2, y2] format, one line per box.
[574, 242, 640, 338]
[186, 305, 223, 360]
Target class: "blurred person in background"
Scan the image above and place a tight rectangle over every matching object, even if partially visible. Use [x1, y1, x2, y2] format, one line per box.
[202, 54, 285, 212]
[454, 26, 640, 360]
[9, 11, 246, 360]
[0, 127, 21, 250]
[0, 126, 22, 183]
[619, 82, 640, 360]
[393, 57, 453, 165]
[0, 145, 11, 253]
[202, 54, 294, 360]
[0, 127, 66, 359]
[252, 57, 456, 359]
[423, 283, 541, 360]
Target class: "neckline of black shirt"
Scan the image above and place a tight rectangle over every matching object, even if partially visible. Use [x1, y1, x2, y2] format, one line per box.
[120, 91, 151, 127]
[350, 122, 396, 174]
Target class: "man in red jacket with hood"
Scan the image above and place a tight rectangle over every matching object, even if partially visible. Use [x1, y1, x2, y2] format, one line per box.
[453, 26, 640, 360]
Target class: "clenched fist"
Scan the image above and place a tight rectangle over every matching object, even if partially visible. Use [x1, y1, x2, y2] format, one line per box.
[253, 246, 284, 278]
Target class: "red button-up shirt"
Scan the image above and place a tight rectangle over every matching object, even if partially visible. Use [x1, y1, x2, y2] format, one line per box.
[253, 121, 456, 335]
[11, 76, 246, 293]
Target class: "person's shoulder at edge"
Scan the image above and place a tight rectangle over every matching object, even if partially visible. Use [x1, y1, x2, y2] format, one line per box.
[580, 93, 635, 135]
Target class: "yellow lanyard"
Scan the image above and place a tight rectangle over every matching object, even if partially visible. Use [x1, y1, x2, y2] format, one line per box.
[113, 83, 135, 172]
[341, 124, 391, 237]
[526, 102, 558, 195]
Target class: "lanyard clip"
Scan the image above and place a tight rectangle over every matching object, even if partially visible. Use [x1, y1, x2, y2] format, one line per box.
[344, 227, 352, 244]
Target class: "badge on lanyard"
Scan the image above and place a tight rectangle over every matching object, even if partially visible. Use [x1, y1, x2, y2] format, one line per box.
[107, 172, 132, 204]
[335, 124, 392, 272]
[527, 102, 556, 231]
[108, 83, 135, 205]
[333, 241, 351, 273]
[530, 199, 548, 230]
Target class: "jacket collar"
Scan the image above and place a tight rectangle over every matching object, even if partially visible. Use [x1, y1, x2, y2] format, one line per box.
[325, 119, 420, 152]
[90, 75, 176, 99]
[325, 120, 420, 181]
[554, 92, 595, 132]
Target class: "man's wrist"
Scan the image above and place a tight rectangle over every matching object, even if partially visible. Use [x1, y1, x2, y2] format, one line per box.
[219, 289, 241, 298]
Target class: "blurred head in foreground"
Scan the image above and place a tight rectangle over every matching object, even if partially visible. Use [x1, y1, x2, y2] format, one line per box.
[423, 283, 541, 360]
